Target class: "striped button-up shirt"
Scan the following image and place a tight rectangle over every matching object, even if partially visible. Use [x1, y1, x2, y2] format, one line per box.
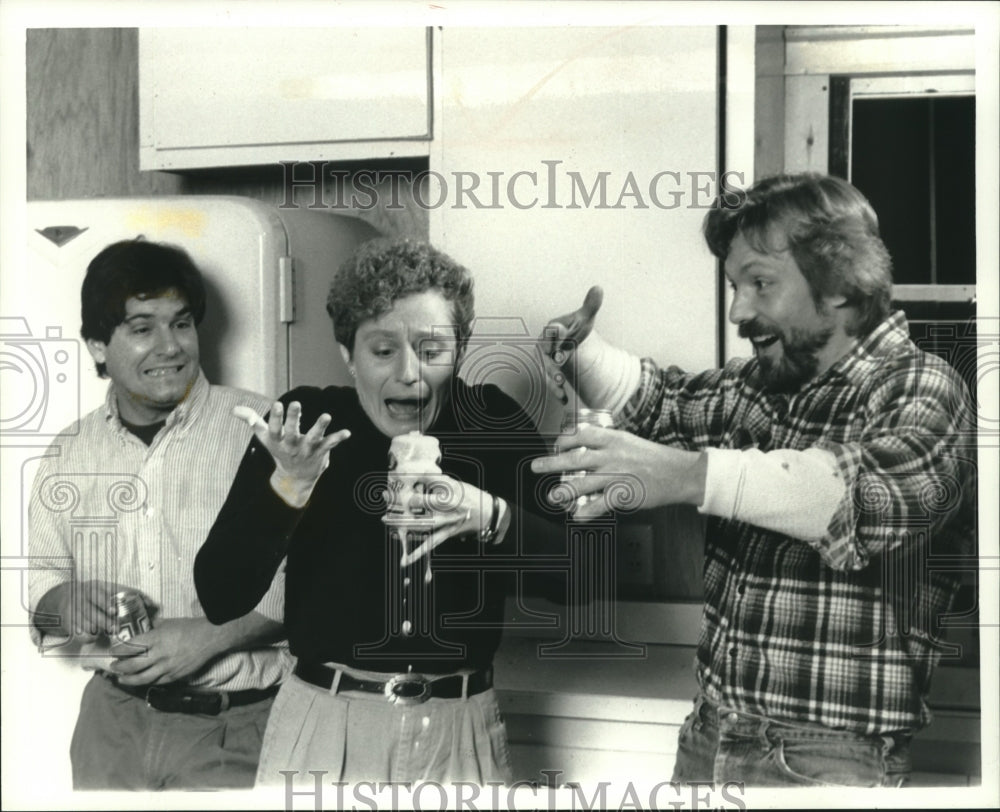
[618, 311, 975, 734]
[28, 372, 289, 691]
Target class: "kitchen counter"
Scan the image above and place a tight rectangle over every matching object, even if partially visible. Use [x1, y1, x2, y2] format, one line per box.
[491, 629, 983, 787]
[494, 635, 698, 722]
[491, 634, 698, 785]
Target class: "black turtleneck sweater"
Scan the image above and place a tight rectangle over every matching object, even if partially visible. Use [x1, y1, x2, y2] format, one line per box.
[194, 381, 569, 674]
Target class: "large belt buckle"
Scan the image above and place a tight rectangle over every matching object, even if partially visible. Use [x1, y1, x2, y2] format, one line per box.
[384, 673, 431, 706]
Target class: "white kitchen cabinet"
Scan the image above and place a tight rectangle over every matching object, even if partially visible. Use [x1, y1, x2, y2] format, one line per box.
[138, 27, 432, 169]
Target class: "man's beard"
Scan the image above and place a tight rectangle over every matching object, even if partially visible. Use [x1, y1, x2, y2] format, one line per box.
[739, 319, 834, 394]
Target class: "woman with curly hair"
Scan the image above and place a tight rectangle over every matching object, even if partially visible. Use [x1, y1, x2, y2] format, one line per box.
[195, 237, 564, 786]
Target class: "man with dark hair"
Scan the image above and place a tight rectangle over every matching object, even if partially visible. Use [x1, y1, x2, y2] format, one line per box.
[533, 173, 975, 787]
[28, 238, 288, 790]
[79, 238, 208, 378]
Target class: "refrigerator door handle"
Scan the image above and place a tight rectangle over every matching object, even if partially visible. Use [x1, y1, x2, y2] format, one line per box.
[279, 256, 295, 324]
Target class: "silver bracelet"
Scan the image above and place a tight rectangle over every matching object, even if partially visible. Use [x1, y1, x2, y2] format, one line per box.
[479, 495, 502, 546]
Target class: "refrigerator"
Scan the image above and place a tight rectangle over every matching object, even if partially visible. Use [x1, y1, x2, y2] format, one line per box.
[0, 197, 379, 800]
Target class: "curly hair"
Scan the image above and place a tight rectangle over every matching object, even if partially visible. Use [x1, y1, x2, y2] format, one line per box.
[703, 173, 893, 336]
[81, 238, 206, 377]
[326, 238, 475, 352]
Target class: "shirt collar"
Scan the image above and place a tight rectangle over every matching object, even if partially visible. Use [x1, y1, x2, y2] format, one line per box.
[101, 370, 210, 435]
[818, 310, 911, 388]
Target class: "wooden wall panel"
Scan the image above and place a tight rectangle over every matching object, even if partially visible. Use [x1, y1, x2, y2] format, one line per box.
[26, 28, 183, 200]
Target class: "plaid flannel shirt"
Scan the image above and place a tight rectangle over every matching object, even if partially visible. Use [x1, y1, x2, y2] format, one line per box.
[618, 311, 976, 734]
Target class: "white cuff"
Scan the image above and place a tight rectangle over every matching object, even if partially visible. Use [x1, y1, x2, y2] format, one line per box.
[699, 446, 846, 542]
[575, 331, 642, 414]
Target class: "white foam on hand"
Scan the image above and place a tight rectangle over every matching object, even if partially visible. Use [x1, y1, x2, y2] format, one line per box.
[233, 405, 267, 430]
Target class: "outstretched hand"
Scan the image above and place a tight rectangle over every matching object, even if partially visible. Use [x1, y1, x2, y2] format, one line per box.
[542, 285, 604, 365]
[540, 286, 604, 404]
[530, 422, 707, 520]
[234, 402, 351, 507]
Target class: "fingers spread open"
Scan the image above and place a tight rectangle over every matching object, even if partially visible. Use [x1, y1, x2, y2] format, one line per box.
[284, 401, 302, 438]
[304, 412, 331, 442]
[319, 428, 352, 454]
[268, 400, 285, 437]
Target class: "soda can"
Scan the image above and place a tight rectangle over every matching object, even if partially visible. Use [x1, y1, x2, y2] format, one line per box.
[561, 407, 615, 433]
[111, 590, 151, 641]
[560, 408, 614, 511]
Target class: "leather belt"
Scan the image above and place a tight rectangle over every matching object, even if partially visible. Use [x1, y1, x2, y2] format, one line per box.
[108, 675, 279, 715]
[294, 662, 493, 706]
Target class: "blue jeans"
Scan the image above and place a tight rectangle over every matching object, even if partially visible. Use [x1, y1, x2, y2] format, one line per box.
[671, 694, 912, 787]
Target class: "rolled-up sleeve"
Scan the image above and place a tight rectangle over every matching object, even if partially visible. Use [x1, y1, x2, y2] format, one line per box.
[813, 355, 975, 570]
[699, 446, 846, 545]
[617, 357, 735, 448]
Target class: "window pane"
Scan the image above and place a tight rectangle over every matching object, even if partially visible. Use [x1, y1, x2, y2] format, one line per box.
[933, 96, 976, 285]
[851, 97, 931, 284]
[851, 94, 976, 287]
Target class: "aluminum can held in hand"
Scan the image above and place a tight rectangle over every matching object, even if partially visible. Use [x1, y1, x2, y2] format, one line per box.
[560, 408, 614, 511]
[561, 408, 614, 434]
[111, 590, 151, 641]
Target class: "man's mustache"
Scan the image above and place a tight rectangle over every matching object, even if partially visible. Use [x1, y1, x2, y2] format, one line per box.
[738, 319, 781, 340]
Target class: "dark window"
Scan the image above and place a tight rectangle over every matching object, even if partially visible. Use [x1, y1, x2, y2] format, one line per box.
[850, 94, 975, 286]
[830, 85, 979, 671]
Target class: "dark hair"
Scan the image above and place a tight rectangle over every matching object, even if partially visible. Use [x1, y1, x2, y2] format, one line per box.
[703, 173, 893, 336]
[326, 237, 475, 353]
[81, 238, 206, 376]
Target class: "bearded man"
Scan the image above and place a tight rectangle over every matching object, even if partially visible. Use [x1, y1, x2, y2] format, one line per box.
[532, 173, 975, 788]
